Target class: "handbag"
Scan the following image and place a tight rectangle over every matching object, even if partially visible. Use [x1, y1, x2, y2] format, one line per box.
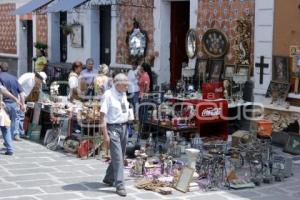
[0, 108, 11, 127]
[77, 139, 94, 158]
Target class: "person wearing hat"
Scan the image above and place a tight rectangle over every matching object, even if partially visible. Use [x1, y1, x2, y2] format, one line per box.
[93, 64, 112, 98]
[0, 63, 26, 142]
[17, 71, 47, 139]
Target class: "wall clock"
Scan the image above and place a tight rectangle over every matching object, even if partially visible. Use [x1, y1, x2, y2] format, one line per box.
[202, 29, 229, 58]
[185, 29, 198, 59]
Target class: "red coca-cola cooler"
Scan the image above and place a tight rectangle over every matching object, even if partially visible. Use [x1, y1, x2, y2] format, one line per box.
[201, 82, 224, 100]
[187, 99, 228, 140]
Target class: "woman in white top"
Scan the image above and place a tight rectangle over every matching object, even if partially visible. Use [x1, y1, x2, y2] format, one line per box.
[68, 61, 82, 102]
[127, 63, 140, 114]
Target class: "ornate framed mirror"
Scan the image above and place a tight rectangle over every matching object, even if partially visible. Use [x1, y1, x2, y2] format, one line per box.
[127, 19, 148, 61]
[202, 29, 229, 58]
[185, 29, 198, 59]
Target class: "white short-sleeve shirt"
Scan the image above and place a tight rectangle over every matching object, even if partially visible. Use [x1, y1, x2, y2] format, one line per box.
[18, 73, 35, 97]
[100, 86, 129, 124]
[68, 73, 79, 89]
[127, 69, 140, 93]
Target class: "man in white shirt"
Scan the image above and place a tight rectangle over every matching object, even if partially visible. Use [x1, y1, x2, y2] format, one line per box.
[100, 73, 130, 197]
[17, 72, 47, 138]
[127, 63, 140, 115]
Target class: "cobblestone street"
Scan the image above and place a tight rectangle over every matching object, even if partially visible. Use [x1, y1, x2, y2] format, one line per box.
[0, 139, 300, 200]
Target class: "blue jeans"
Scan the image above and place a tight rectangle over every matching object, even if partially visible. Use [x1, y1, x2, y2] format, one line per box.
[15, 108, 25, 137]
[1, 126, 13, 153]
[5, 102, 18, 138]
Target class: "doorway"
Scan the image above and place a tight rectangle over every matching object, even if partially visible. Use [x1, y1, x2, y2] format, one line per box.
[99, 6, 111, 65]
[170, 1, 190, 88]
[26, 20, 33, 72]
[60, 12, 68, 62]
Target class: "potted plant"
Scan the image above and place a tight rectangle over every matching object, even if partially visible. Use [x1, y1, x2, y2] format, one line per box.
[60, 23, 73, 36]
[34, 41, 48, 50]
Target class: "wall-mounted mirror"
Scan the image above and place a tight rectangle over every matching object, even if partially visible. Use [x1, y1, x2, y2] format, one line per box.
[127, 19, 147, 60]
[185, 29, 198, 59]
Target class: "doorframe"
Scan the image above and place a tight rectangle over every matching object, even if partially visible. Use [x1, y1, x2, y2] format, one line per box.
[153, 0, 198, 85]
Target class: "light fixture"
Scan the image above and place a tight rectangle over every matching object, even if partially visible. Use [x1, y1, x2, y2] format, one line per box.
[21, 21, 27, 31]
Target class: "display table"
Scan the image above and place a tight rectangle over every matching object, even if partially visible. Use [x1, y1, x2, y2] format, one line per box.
[256, 103, 300, 133]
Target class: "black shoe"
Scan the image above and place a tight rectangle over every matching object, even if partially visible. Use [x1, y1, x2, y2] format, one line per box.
[116, 186, 127, 197]
[103, 179, 114, 186]
[5, 152, 13, 156]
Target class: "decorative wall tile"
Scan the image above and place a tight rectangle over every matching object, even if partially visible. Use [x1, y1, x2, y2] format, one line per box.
[197, 0, 255, 65]
[0, 3, 16, 54]
[116, 0, 155, 64]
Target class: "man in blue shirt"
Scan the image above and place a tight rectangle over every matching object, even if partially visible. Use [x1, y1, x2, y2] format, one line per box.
[79, 58, 97, 98]
[0, 63, 26, 143]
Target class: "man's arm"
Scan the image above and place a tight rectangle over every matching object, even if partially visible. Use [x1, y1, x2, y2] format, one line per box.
[0, 85, 21, 106]
[100, 112, 110, 147]
[19, 92, 26, 112]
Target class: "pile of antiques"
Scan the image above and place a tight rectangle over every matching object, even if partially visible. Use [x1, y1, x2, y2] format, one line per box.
[128, 127, 293, 195]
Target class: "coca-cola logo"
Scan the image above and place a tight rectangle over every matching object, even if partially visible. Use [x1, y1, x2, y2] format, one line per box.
[201, 107, 222, 117]
[215, 87, 223, 93]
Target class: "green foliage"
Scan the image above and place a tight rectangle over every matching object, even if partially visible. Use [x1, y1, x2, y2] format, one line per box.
[34, 41, 48, 50]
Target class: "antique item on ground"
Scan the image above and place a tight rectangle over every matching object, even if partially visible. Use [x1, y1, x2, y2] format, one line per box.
[234, 17, 252, 65]
[127, 19, 147, 61]
[185, 29, 198, 59]
[250, 119, 273, 137]
[272, 154, 293, 178]
[202, 29, 229, 58]
[266, 81, 290, 104]
[208, 59, 224, 81]
[185, 148, 200, 170]
[272, 56, 289, 83]
[175, 167, 195, 193]
[284, 133, 300, 155]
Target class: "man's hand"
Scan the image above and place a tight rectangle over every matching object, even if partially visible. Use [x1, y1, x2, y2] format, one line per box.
[20, 104, 26, 112]
[103, 134, 110, 148]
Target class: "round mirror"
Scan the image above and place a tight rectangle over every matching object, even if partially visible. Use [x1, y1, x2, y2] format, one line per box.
[185, 29, 198, 59]
[128, 28, 147, 59]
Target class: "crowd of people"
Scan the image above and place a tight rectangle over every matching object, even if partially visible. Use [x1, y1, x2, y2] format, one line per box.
[0, 57, 154, 197]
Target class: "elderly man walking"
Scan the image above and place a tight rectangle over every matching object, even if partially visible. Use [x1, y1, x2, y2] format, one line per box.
[100, 73, 130, 197]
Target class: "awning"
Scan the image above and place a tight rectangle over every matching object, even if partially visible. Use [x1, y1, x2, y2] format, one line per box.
[47, 0, 90, 12]
[10, 0, 54, 15]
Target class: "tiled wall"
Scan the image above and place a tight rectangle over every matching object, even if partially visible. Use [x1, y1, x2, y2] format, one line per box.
[116, 0, 154, 64]
[36, 13, 48, 45]
[0, 3, 16, 54]
[197, 0, 255, 65]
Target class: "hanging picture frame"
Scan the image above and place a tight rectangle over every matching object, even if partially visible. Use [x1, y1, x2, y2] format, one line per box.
[224, 64, 236, 79]
[71, 24, 84, 48]
[272, 56, 289, 83]
[237, 64, 250, 80]
[208, 59, 224, 81]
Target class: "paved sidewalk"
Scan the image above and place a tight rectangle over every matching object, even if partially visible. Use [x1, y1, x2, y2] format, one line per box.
[0, 139, 300, 200]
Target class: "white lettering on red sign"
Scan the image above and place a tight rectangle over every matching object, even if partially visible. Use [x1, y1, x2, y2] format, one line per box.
[215, 87, 223, 93]
[201, 107, 222, 117]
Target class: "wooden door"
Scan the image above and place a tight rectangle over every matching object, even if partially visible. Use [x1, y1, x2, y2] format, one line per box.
[170, 1, 190, 88]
